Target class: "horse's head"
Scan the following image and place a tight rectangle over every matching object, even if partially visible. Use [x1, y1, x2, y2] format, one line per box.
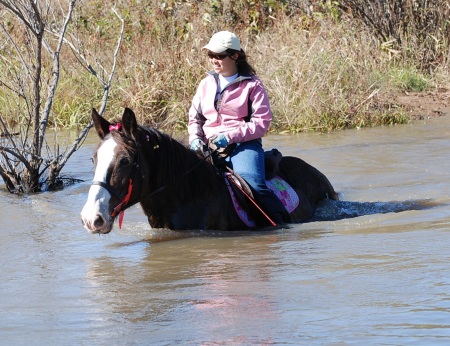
[81, 108, 143, 234]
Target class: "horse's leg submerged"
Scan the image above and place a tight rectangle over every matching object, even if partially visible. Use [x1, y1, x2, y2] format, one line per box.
[277, 156, 338, 222]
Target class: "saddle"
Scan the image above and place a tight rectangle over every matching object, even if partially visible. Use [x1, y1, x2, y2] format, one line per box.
[201, 145, 299, 227]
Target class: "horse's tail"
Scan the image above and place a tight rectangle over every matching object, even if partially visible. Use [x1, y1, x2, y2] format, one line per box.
[323, 173, 339, 200]
[315, 168, 339, 201]
[293, 157, 339, 201]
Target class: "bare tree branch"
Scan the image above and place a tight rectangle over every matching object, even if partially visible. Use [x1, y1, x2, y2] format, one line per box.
[54, 7, 124, 172]
[49, 8, 125, 184]
[0, 19, 33, 83]
[38, 0, 76, 148]
[0, 145, 32, 171]
[0, 1, 123, 192]
[0, 0, 39, 35]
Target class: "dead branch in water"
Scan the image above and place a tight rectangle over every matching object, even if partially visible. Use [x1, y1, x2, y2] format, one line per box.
[0, 1, 124, 193]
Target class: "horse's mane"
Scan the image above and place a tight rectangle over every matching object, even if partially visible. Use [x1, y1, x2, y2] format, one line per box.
[116, 126, 218, 197]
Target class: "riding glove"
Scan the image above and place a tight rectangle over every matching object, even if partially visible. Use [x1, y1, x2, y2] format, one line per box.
[190, 138, 205, 151]
[209, 133, 228, 149]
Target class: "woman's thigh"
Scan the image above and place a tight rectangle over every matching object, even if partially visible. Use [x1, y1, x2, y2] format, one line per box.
[228, 139, 265, 183]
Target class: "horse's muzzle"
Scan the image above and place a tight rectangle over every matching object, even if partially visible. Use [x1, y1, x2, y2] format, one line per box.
[81, 212, 114, 234]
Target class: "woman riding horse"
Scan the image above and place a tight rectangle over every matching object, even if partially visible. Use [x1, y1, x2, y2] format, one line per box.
[188, 30, 290, 226]
[80, 108, 338, 234]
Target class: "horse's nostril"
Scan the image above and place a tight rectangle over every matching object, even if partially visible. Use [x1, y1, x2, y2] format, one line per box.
[93, 215, 105, 229]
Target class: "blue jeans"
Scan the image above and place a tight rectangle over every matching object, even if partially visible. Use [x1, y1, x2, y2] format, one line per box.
[226, 139, 289, 224]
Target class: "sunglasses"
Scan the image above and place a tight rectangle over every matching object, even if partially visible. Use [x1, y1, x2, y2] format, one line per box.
[207, 52, 229, 60]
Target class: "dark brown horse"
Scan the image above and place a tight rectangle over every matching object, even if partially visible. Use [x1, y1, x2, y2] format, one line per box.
[80, 108, 338, 234]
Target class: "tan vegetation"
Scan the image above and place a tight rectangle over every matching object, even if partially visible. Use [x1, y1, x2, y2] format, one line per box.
[53, 0, 450, 133]
[3, 1, 450, 134]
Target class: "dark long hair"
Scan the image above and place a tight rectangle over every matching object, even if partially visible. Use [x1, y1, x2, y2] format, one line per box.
[226, 48, 256, 76]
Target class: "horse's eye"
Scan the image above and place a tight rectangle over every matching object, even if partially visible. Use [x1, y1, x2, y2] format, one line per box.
[119, 157, 130, 166]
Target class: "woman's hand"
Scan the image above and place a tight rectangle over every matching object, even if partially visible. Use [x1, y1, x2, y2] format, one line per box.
[190, 138, 205, 151]
[209, 133, 228, 149]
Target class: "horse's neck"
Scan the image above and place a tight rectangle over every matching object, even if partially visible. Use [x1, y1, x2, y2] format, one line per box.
[140, 130, 217, 199]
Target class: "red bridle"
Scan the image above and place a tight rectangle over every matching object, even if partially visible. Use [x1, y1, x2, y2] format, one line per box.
[91, 123, 141, 229]
[110, 178, 134, 229]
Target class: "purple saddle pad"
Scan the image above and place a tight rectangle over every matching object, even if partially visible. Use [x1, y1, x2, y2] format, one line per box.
[225, 174, 299, 227]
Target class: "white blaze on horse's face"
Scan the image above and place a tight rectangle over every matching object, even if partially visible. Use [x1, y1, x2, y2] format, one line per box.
[80, 137, 117, 234]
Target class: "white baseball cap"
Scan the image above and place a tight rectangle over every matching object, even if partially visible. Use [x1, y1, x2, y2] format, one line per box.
[202, 31, 241, 53]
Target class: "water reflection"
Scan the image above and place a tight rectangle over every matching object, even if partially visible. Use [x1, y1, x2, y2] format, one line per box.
[82, 230, 337, 344]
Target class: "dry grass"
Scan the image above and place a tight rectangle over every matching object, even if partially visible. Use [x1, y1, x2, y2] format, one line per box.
[252, 16, 413, 132]
[2, 0, 449, 133]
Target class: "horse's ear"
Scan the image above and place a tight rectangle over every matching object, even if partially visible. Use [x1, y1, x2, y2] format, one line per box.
[122, 108, 138, 138]
[91, 108, 111, 139]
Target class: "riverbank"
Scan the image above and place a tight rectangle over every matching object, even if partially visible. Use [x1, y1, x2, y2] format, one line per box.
[384, 89, 450, 121]
[1, 1, 449, 133]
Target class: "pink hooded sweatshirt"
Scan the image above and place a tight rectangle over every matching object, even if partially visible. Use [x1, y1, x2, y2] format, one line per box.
[188, 72, 272, 145]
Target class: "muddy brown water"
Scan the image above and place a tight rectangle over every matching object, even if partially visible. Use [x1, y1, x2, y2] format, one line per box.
[1, 116, 449, 345]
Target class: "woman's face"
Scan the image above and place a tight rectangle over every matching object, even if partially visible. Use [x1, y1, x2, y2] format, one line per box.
[207, 51, 238, 76]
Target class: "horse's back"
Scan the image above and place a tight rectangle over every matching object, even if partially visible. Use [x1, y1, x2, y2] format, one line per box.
[277, 156, 338, 221]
